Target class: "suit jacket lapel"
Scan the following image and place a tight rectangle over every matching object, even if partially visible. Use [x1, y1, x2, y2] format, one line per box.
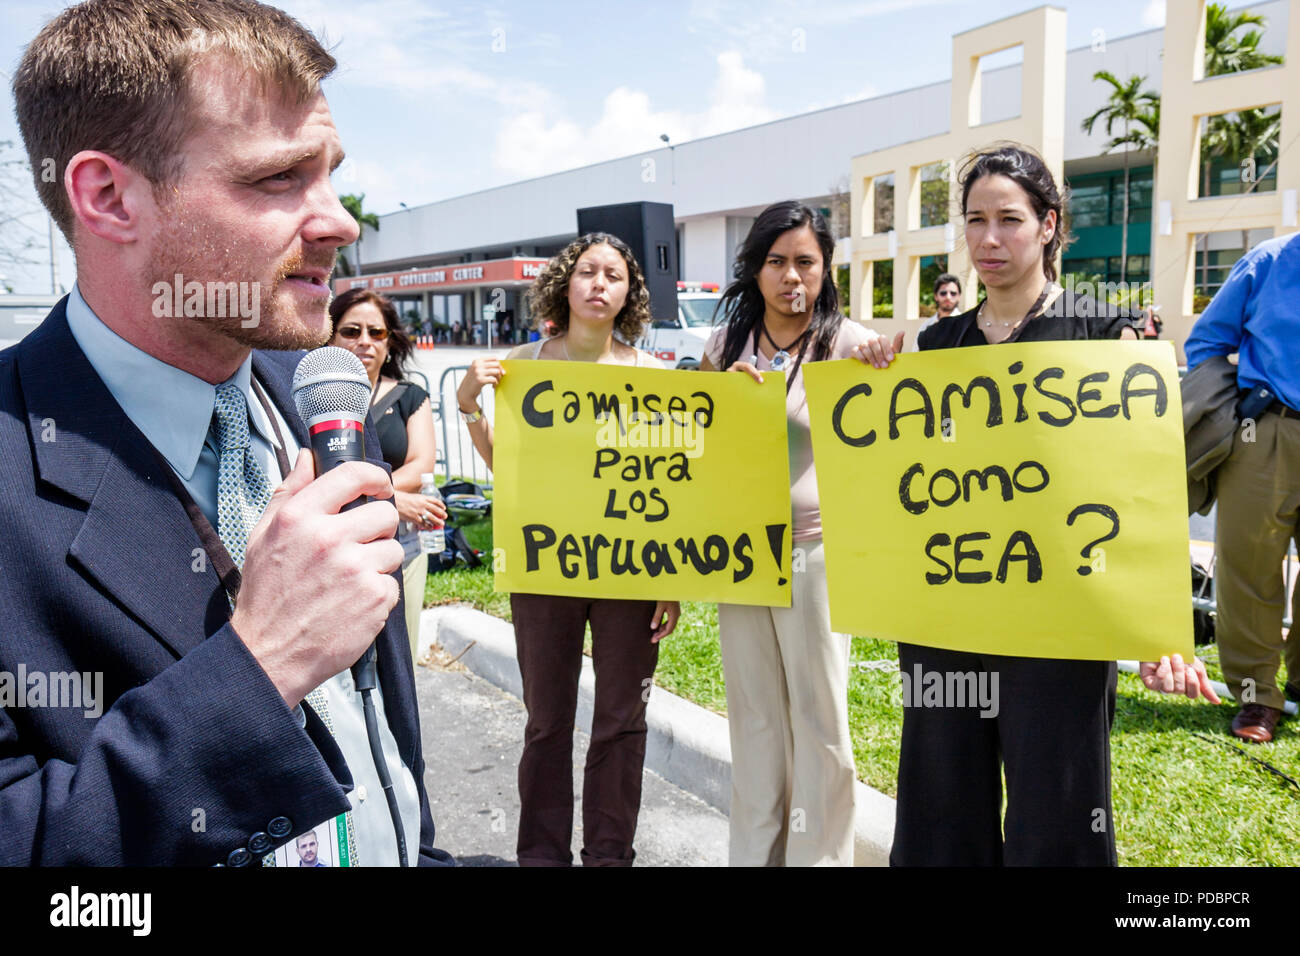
[251, 350, 309, 450]
[20, 302, 228, 658]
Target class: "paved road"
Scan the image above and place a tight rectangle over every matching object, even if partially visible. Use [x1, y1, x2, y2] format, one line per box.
[414, 645, 729, 867]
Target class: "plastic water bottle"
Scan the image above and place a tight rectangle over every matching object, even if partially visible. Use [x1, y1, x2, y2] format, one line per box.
[419, 473, 446, 555]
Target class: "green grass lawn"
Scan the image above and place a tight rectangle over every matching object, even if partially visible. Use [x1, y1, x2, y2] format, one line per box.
[424, 515, 1300, 866]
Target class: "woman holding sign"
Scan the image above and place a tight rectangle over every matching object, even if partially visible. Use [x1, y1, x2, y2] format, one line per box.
[857, 143, 1220, 866]
[456, 233, 680, 867]
[700, 201, 900, 866]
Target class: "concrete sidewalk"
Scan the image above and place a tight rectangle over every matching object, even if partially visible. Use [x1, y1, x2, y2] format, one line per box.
[416, 605, 896, 866]
[415, 645, 728, 866]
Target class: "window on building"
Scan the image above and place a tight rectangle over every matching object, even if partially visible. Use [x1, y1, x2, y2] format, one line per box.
[1069, 181, 1109, 229]
[1061, 255, 1149, 287]
[1192, 228, 1274, 298]
[1109, 178, 1152, 225]
[1066, 168, 1154, 229]
[1196, 105, 1281, 199]
[871, 259, 893, 318]
[873, 174, 895, 235]
[919, 162, 950, 228]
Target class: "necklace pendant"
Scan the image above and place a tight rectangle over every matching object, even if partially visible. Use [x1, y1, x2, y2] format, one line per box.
[770, 349, 790, 371]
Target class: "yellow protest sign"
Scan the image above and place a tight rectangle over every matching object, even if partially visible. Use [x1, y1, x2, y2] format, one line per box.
[804, 341, 1192, 661]
[493, 360, 793, 605]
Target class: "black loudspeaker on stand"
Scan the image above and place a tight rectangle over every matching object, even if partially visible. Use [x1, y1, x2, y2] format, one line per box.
[576, 201, 679, 323]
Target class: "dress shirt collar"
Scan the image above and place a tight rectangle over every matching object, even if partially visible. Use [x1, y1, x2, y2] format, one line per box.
[64, 283, 280, 480]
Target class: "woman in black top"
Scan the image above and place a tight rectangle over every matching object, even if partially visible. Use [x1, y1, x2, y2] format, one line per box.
[329, 289, 445, 659]
[858, 143, 1219, 865]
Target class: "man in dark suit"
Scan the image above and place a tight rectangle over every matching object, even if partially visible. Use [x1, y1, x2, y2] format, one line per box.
[2, 0, 451, 865]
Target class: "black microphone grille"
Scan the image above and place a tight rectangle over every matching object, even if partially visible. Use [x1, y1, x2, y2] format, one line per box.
[292, 346, 372, 422]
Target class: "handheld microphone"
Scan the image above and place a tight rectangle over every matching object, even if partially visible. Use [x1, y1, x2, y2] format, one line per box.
[291, 346, 409, 866]
[291, 346, 372, 484]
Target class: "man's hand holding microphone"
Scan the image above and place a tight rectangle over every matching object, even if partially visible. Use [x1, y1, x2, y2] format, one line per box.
[230, 453, 402, 709]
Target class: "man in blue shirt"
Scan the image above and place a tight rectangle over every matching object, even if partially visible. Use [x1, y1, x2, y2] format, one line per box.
[1185, 232, 1300, 743]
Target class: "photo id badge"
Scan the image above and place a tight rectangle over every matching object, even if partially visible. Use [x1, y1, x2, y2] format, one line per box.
[263, 812, 355, 867]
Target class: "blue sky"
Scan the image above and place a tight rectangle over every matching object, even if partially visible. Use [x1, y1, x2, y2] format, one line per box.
[0, 0, 1264, 292]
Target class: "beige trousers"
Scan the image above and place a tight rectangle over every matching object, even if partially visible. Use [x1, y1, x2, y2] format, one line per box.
[1214, 411, 1300, 711]
[717, 537, 856, 866]
[403, 552, 429, 661]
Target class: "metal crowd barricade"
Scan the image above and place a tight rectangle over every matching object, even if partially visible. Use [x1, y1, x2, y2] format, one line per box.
[432, 364, 494, 489]
[1193, 549, 1295, 633]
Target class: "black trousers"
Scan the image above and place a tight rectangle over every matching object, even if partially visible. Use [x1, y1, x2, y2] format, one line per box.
[890, 642, 1118, 866]
[510, 593, 659, 867]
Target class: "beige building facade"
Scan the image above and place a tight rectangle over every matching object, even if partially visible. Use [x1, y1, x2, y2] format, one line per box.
[847, 0, 1297, 361]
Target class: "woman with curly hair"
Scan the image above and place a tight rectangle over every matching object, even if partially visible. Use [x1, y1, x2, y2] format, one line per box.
[457, 232, 681, 867]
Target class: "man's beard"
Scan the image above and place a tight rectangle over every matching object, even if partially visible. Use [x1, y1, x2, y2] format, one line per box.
[148, 197, 337, 352]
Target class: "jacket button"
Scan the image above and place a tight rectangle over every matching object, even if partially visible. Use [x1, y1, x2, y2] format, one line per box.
[248, 831, 272, 855]
[227, 847, 251, 868]
[268, 816, 293, 839]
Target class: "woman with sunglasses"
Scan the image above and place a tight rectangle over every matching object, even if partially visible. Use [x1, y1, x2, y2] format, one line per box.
[456, 232, 680, 867]
[857, 143, 1219, 866]
[329, 289, 446, 659]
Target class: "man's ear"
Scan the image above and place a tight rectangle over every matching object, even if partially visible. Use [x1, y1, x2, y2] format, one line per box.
[64, 150, 155, 246]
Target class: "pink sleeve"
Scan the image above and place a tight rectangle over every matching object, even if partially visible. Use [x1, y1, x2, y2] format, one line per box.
[704, 326, 726, 367]
[832, 319, 873, 357]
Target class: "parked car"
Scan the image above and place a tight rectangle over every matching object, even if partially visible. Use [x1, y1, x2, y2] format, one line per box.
[637, 282, 722, 369]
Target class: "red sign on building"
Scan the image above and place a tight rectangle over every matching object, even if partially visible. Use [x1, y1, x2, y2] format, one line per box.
[332, 257, 549, 295]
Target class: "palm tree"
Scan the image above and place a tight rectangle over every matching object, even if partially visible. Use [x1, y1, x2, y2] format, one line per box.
[1204, 3, 1283, 77]
[1225, 106, 1281, 254]
[336, 193, 379, 278]
[1193, 4, 1283, 293]
[1197, 114, 1234, 290]
[1081, 72, 1159, 286]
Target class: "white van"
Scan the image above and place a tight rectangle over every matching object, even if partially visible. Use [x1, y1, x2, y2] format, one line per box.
[638, 283, 723, 369]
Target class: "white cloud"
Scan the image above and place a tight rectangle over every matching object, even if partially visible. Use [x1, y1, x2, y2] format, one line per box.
[686, 0, 956, 57]
[491, 51, 776, 179]
[282, 0, 541, 104]
[1141, 0, 1166, 28]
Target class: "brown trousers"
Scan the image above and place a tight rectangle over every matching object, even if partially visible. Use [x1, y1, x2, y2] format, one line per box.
[1214, 411, 1300, 711]
[510, 593, 659, 866]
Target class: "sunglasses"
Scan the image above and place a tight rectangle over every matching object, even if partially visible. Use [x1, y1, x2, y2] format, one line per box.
[337, 325, 389, 341]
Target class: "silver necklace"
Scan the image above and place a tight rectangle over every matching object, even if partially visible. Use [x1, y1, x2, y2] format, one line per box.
[760, 320, 811, 372]
[978, 284, 1055, 336]
[977, 301, 1028, 331]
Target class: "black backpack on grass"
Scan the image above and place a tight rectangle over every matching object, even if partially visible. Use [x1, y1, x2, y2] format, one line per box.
[427, 526, 482, 573]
